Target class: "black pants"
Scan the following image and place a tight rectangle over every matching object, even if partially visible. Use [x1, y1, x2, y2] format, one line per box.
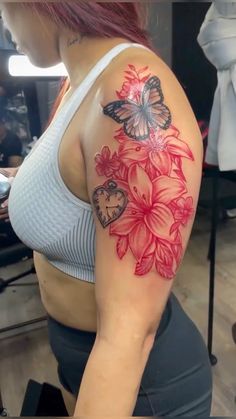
[47, 293, 212, 416]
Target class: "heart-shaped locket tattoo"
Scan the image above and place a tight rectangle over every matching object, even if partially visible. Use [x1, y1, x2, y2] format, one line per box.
[92, 180, 128, 228]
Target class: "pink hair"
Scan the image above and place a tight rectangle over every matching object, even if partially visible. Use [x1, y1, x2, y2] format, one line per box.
[23, 2, 152, 49]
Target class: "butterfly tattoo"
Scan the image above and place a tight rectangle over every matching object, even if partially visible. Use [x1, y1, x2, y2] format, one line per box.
[103, 76, 172, 141]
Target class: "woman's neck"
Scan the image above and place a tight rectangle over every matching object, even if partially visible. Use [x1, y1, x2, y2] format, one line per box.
[58, 34, 130, 89]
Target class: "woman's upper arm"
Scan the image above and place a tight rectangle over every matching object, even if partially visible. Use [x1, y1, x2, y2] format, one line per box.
[83, 55, 203, 341]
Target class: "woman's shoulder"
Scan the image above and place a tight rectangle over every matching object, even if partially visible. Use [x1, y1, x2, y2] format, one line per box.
[96, 44, 202, 155]
[101, 46, 178, 99]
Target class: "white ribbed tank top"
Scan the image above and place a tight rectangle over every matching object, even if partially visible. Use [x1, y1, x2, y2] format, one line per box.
[9, 43, 147, 283]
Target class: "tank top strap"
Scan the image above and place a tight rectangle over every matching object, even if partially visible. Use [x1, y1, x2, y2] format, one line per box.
[62, 42, 148, 125]
[49, 42, 149, 179]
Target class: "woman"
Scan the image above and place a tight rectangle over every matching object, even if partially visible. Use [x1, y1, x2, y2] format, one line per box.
[0, 2, 212, 416]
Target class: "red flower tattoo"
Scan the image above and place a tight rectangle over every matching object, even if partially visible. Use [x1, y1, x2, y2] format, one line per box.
[172, 197, 194, 226]
[93, 65, 195, 279]
[95, 146, 120, 177]
[116, 65, 150, 101]
[116, 126, 193, 180]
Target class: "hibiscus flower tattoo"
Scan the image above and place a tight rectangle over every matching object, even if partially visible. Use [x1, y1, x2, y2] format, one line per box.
[92, 65, 195, 279]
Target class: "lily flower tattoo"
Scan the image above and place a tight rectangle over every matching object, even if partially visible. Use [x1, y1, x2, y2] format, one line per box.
[92, 65, 194, 279]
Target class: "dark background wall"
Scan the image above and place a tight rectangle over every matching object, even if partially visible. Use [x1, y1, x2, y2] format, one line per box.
[149, 2, 173, 66]
[172, 2, 217, 121]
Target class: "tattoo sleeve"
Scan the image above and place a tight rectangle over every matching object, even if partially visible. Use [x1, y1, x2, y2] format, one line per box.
[92, 65, 194, 279]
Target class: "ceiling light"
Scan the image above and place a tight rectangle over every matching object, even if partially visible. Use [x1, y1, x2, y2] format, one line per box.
[8, 55, 68, 77]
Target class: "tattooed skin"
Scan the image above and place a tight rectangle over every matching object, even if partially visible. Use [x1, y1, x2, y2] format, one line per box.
[103, 71, 171, 140]
[67, 35, 83, 47]
[93, 65, 194, 279]
[93, 181, 128, 228]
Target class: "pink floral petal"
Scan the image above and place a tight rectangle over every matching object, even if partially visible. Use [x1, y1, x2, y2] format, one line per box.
[96, 165, 105, 177]
[104, 167, 113, 177]
[175, 197, 186, 208]
[153, 176, 186, 204]
[95, 154, 102, 165]
[128, 164, 153, 207]
[149, 150, 171, 176]
[155, 260, 175, 280]
[124, 202, 144, 218]
[110, 160, 121, 171]
[172, 241, 183, 265]
[144, 203, 175, 241]
[129, 222, 153, 261]
[156, 240, 174, 266]
[174, 210, 183, 221]
[128, 64, 136, 71]
[145, 160, 158, 181]
[166, 125, 180, 138]
[102, 146, 111, 160]
[145, 239, 157, 255]
[110, 214, 137, 236]
[135, 253, 155, 275]
[114, 128, 128, 143]
[170, 222, 181, 235]
[116, 162, 128, 181]
[109, 202, 143, 237]
[165, 136, 194, 160]
[119, 141, 147, 164]
[115, 180, 133, 202]
[173, 169, 186, 182]
[185, 196, 194, 209]
[174, 230, 182, 245]
[117, 236, 129, 259]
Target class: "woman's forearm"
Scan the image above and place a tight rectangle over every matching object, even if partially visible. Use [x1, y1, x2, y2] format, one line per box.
[74, 336, 152, 416]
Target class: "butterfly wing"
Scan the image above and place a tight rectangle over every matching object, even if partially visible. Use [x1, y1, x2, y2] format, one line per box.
[123, 110, 150, 140]
[148, 102, 172, 130]
[142, 76, 172, 130]
[142, 76, 163, 105]
[103, 100, 150, 140]
[103, 100, 138, 123]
